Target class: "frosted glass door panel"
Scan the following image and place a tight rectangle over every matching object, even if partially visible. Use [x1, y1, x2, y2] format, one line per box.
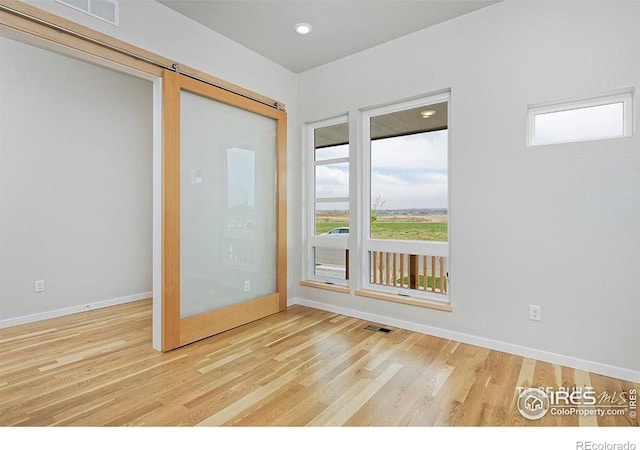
[180, 90, 277, 319]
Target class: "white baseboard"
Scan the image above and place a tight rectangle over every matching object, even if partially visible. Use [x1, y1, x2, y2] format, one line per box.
[290, 297, 640, 383]
[0, 292, 152, 329]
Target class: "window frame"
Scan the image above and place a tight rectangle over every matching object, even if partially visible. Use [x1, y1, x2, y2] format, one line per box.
[305, 115, 350, 286]
[527, 91, 634, 146]
[361, 93, 451, 303]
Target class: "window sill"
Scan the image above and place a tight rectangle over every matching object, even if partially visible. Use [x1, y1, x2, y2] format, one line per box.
[300, 280, 350, 294]
[354, 289, 452, 312]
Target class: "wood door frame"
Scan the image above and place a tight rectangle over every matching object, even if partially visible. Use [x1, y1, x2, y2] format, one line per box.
[162, 70, 287, 351]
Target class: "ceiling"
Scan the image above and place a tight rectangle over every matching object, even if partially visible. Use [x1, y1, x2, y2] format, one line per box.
[158, 1, 497, 73]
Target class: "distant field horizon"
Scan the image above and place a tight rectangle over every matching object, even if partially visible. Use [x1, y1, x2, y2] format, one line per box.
[317, 208, 447, 214]
[315, 208, 448, 241]
[316, 208, 448, 224]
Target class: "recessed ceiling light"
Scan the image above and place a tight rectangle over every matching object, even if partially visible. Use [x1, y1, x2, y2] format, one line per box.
[295, 23, 312, 35]
[420, 110, 436, 119]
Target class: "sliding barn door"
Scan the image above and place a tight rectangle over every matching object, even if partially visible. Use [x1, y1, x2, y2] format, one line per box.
[162, 70, 287, 351]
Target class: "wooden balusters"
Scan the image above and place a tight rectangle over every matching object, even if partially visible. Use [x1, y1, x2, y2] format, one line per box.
[409, 255, 418, 289]
[345, 249, 349, 281]
[422, 255, 427, 291]
[392, 253, 397, 287]
[440, 256, 446, 293]
[370, 251, 447, 295]
[431, 256, 436, 292]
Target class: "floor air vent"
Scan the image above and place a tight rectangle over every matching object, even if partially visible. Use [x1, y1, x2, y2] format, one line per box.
[364, 325, 393, 334]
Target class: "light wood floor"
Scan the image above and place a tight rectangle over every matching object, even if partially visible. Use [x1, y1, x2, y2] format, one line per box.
[0, 300, 637, 426]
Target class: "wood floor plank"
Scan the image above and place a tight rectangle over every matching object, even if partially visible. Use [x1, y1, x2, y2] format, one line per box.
[196, 362, 303, 426]
[0, 300, 635, 427]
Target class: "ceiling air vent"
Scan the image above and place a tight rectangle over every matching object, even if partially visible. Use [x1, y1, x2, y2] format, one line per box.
[56, 0, 120, 26]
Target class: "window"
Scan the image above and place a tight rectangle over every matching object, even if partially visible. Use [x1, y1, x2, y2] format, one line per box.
[528, 91, 633, 146]
[306, 117, 350, 286]
[360, 94, 450, 303]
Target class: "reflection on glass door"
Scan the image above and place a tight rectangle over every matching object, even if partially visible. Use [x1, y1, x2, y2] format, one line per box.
[180, 91, 276, 318]
[225, 147, 257, 264]
[162, 70, 287, 350]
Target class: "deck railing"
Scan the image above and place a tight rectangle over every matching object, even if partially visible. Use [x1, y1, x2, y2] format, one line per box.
[370, 251, 447, 294]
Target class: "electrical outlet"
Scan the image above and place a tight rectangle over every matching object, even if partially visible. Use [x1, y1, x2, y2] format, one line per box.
[34, 280, 45, 293]
[243, 280, 250, 292]
[529, 305, 541, 321]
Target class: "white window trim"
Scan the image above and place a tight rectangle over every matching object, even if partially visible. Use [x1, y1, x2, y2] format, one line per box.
[361, 92, 451, 303]
[527, 90, 634, 146]
[305, 115, 350, 286]
[315, 157, 349, 166]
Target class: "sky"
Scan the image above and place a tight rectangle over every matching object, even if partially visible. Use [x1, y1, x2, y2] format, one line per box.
[534, 102, 624, 145]
[315, 130, 448, 210]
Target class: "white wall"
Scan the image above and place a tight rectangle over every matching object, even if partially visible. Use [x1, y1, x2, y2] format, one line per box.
[24, 0, 300, 300]
[297, 1, 640, 379]
[0, 36, 153, 322]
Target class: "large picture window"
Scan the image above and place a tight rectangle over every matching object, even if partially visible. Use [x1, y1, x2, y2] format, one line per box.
[360, 94, 450, 303]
